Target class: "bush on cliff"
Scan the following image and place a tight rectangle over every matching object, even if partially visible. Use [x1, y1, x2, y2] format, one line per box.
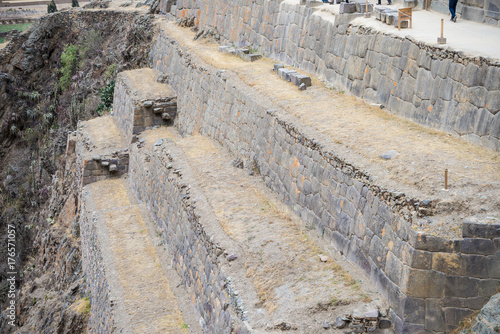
[72, 0, 79, 7]
[60, 44, 79, 91]
[96, 80, 115, 115]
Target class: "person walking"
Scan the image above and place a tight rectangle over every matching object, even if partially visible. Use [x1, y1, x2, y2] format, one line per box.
[449, 0, 458, 22]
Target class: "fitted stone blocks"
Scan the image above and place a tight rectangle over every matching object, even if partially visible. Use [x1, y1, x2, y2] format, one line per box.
[113, 68, 177, 140]
[162, 0, 500, 152]
[151, 32, 500, 333]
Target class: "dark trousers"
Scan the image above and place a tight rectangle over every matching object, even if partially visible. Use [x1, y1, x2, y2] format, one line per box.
[449, 0, 458, 18]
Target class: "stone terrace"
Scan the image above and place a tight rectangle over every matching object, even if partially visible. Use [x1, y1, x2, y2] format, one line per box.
[75, 116, 129, 185]
[150, 20, 500, 333]
[113, 68, 177, 141]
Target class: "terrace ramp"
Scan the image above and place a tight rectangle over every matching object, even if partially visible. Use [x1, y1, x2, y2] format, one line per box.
[81, 177, 196, 333]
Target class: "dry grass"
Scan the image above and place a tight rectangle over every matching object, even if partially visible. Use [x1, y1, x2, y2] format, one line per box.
[450, 310, 480, 334]
[70, 297, 91, 315]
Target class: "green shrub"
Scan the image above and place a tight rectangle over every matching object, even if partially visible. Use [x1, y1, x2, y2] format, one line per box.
[72, 0, 79, 7]
[47, 0, 57, 13]
[95, 81, 115, 115]
[60, 44, 79, 91]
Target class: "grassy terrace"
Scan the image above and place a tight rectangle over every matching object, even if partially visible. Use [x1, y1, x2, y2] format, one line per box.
[0, 23, 31, 43]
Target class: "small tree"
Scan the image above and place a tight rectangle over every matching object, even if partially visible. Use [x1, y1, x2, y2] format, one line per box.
[72, 0, 79, 7]
[47, 0, 58, 13]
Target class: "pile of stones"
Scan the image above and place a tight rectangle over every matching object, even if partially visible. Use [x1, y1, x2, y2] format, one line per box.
[273, 63, 312, 90]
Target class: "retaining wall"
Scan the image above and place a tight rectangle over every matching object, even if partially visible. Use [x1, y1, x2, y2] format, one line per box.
[151, 31, 500, 333]
[128, 139, 246, 333]
[113, 69, 177, 141]
[159, 0, 500, 152]
[79, 202, 114, 334]
[79, 152, 129, 186]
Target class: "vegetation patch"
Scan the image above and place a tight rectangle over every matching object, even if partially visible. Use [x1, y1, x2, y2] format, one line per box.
[71, 297, 91, 315]
[0, 23, 32, 43]
[60, 44, 79, 91]
[96, 80, 115, 115]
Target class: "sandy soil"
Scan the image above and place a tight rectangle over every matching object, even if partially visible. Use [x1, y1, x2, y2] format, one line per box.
[156, 19, 500, 239]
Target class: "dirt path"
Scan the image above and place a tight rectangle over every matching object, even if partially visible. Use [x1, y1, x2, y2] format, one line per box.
[138, 127, 390, 333]
[156, 19, 500, 238]
[85, 178, 202, 333]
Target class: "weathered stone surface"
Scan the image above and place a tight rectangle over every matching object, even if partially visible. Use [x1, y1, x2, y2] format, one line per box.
[463, 221, 500, 239]
[339, 2, 356, 13]
[289, 73, 312, 87]
[468, 293, 500, 334]
[150, 30, 500, 333]
[460, 238, 496, 255]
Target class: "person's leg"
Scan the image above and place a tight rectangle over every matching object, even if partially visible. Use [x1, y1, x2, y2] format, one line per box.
[452, 0, 458, 21]
[449, 0, 457, 20]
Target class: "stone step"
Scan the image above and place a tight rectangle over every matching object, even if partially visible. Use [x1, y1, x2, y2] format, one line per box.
[129, 127, 388, 333]
[113, 68, 177, 141]
[81, 177, 200, 333]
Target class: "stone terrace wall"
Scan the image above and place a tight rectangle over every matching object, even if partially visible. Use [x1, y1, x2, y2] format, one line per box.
[113, 73, 177, 141]
[430, 0, 500, 26]
[129, 140, 246, 333]
[113, 75, 136, 140]
[80, 202, 114, 333]
[152, 31, 500, 333]
[159, 0, 500, 152]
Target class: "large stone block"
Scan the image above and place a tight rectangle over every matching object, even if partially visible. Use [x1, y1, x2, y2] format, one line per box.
[289, 73, 312, 87]
[431, 252, 467, 276]
[355, 1, 374, 13]
[460, 238, 496, 255]
[425, 298, 446, 332]
[411, 249, 433, 270]
[403, 297, 426, 324]
[278, 68, 297, 81]
[486, 251, 500, 278]
[405, 269, 446, 298]
[462, 221, 500, 239]
[411, 233, 459, 252]
[444, 307, 474, 328]
[339, 2, 357, 13]
[445, 276, 480, 298]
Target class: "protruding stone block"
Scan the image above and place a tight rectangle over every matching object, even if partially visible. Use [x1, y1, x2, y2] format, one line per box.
[375, 6, 389, 20]
[278, 68, 297, 81]
[242, 53, 263, 62]
[289, 73, 312, 87]
[273, 64, 284, 72]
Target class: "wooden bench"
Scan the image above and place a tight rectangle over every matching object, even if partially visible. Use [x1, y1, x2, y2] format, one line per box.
[398, 7, 412, 30]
